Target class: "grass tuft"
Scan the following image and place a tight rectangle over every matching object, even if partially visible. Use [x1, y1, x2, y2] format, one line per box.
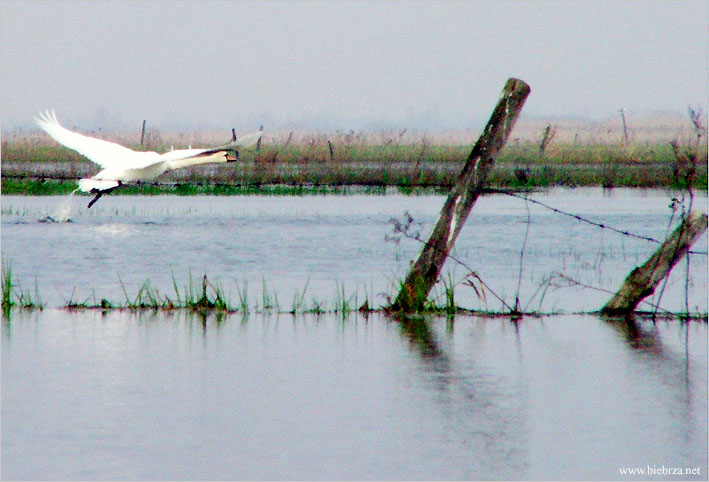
[2, 266, 15, 315]
[2, 266, 44, 312]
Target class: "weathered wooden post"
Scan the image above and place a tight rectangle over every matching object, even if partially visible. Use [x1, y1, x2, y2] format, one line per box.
[601, 210, 708, 316]
[256, 125, 264, 150]
[619, 107, 629, 145]
[390, 78, 530, 312]
[140, 119, 147, 146]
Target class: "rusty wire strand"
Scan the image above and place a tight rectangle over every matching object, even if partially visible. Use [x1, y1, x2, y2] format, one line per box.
[491, 188, 708, 256]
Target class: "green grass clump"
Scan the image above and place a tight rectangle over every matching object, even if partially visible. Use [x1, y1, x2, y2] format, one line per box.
[2, 266, 14, 315]
[54, 273, 378, 317]
[258, 278, 279, 312]
[182, 276, 231, 312]
[290, 279, 310, 314]
[333, 282, 357, 318]
[236, 281, 249, 315]
[63, 274, 237, 313]
[2, 266, 44, 314]
[3, 267, 706, 320]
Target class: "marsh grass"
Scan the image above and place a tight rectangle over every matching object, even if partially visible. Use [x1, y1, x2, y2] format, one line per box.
[2, 267, 44, 313]
[175, 275, 232, 312]
[441, 273, 457, 316]
[65, 288, 100, 310]
[70, 275, 376, 316]
[4, 268, 705, 320]
[63, 274, 237, 313]
[290, 279, 310, 315]
[133, 280, 163, 310]
[2, 266, 14, 315]
[333, 282, 357, 318]
[236, 281, 249, 315]
[306, 297, 325, 315]
[3, 138, 707, 193]
[393, 272, 474, 316]
[388, 276, 439, 314]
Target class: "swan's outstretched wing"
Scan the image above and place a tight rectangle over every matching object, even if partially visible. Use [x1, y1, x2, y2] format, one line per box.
[37, 110, 263, 167]
[233, 131, 263, 149]
[157, 131, 263, 161]
[35, 110, 160, 169]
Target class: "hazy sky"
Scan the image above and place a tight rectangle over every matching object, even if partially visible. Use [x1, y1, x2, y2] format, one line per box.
[1, 0, 707, 131]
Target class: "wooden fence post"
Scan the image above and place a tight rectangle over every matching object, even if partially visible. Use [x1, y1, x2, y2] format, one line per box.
[140, 120, 146, 146]
[390, 78, 530, 312]
[256, 125, 264, 150]
[601, 210, 708, 316]
[619, 108, 629, 145]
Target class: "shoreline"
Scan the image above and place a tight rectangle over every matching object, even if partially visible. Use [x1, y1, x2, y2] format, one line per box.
[3, 138, 707, 193]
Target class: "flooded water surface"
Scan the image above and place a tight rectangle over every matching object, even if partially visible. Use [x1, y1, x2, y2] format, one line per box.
[3, 310, 707, 480]
[2, 189, 708, 480]
[2, 188, 707, 313]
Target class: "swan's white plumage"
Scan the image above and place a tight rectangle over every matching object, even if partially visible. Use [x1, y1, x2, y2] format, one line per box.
[35, 110, 262, 196]
[78, 178, 120, 192]
[35, 111, 161, 170]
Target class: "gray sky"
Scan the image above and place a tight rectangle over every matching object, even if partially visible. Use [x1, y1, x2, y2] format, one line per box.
[1, 0, 707, 131]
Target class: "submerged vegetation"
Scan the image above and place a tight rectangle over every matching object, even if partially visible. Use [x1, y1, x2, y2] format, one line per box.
[2, 267, 705, 322]
[0, 258, 546, 319]
[31, 271, 379, 318]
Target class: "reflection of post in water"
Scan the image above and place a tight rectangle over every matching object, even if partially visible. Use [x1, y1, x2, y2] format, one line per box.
[606, 316, 663, 355]
[395, 314, 445, 360]
[607, 315, 695, 420]
[394, 315, 456, 396]
[607, 315, 691, 390]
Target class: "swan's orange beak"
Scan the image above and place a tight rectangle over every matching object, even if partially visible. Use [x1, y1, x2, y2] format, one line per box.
[226, 150, 238, 162]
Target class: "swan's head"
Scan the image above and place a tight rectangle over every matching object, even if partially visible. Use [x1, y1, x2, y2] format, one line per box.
[225, 149, 238, 162]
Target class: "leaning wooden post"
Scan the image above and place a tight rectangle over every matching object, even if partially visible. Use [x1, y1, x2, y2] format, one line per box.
[601, 210, 708, 316]
[390, 78, 530, 312]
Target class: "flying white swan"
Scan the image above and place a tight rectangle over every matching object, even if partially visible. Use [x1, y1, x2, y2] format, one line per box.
[35, 110, 262, 207]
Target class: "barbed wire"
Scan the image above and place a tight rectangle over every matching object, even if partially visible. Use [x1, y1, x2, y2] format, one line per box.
[490, 188, 708, 256]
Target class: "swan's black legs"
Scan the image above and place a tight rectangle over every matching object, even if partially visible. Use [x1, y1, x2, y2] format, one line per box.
[86, 181, 121, 208]
[87, 192, 102, 208]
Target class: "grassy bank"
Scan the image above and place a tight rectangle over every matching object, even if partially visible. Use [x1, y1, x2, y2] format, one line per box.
[3, 137, 707, 194]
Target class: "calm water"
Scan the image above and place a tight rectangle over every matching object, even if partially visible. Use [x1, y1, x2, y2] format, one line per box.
[2, 188, 708, 480]
[2, 188, 707, 312]
[2, 311, 707, 480]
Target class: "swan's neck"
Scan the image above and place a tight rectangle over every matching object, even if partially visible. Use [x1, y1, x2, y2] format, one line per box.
[166, 152, 228, 170]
